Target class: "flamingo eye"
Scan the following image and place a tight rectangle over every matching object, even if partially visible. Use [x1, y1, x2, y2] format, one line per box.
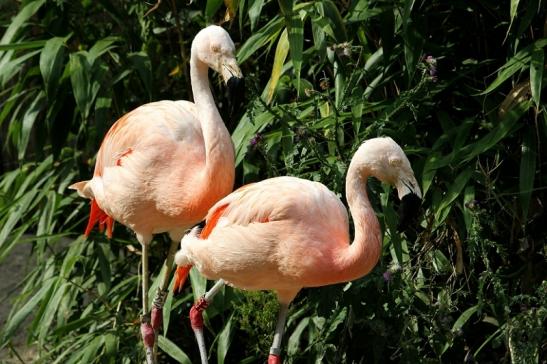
[211, 44, 221, 53]
[388, 157, 402, 167]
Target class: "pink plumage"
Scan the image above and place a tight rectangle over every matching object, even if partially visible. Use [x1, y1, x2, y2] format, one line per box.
[175, 137, 422, 363]
[69, 25, 243, 364]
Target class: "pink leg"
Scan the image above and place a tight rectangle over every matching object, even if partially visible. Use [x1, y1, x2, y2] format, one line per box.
[268, 303, 290, 364]
[150, 238, 180, 336]
[188, 279, 225, 364]
[140, 243, 156, 364]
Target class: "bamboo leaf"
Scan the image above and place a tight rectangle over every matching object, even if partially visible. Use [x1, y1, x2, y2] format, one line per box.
[158, 335, 192, 364]
[128, 51, 153, 100]
[284, 7, 304, 95]
[217, 313, 234, 364]
[434, 168, 473, 224]
[190, 266, 207, 301]
[237, 16, 284, 63]
[87, 36, 120, 65]
[459, 101, 530, 163]
[69, 52, 92, 120]
[441, 305, 479, 354]
[529, 47, 544, 107]
[248, 0, 265, 30]
[0, 40, 46, 51]
[18, 91, 45, 160]
[288, 317, 310, 355]
[206, 0, 224, 19]
[508, 0, 521, 32]
[265, 29, 289, 104]
[40, 35, 70, 100]
[0, 278, 53, 346]
[0, 0, 46, 45]
[231, 104, 275, 165]
[481, 38, 547, 95]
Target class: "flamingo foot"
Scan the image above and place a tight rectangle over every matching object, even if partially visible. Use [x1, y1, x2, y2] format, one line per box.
[268, 354, 281, 364]
[151, 288, 167, 334]
[189, 296, 210, 364]
[141, 316, 156, 364]
[190, 296, 209, 330]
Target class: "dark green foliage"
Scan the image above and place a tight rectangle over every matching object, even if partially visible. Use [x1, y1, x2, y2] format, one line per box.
[1, 0, 546, 363]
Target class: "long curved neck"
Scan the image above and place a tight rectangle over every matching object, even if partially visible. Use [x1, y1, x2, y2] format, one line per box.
[336, 161, 382, 281]
[190, 54, 235, 201]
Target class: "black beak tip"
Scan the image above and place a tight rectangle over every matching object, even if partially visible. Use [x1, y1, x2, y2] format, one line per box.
[397, 193, 422, 232]
[227, 76, 245, 108]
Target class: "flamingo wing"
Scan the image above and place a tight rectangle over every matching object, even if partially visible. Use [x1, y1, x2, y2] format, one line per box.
[71, 100, 204, 238]
[174, 176, 350, 292]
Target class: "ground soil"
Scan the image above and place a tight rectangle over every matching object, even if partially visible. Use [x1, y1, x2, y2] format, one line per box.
[0, 242, 38, 364]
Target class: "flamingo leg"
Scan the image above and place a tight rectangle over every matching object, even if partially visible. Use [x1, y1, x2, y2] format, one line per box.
[140, 243, 155, 364]
[151, 239, 180, 336]
[190, 279, 226, 364]
[268, 303, 290, 364]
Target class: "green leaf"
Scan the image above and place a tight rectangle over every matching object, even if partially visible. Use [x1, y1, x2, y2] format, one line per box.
[231, 104, 275, 166]
[40, 35, 70, 99]
[434, 168, 473, 225]
[237, 17, 284, 64]
[190, 266, 207, 301]
[319, 0, 347, 42]
[265, 29, 289, 104]
[206, 0, 224, 19]
[87, 36, 119, 65]
[248, 0, 265, 31]
[0, 40, 46, 51]
[441, 305, 479, 354]
[281, 3, 304, 95]
[128, 51, 153, 100]
[79, 336, 103, 364]
[529, 47, 544, 107]
[288, 317, 309, 355]
[158, 335, 192, 364]
[459, 101, 530, 163]
[0, 0, 46, 45]
[69, 52, 92, 120]
[519, 129, 536, 218]
[0, 278, 53, 346]
[217, 314, 234, 364]
[508, 0, 521, 32]
[18, 91, 45, 160]
[481, 38, 547, 95]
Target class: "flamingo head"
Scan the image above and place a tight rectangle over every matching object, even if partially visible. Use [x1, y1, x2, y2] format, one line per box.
[354, 137, 422, 229]
[355, 137, 421, 198]
[191, 25, 244, 100]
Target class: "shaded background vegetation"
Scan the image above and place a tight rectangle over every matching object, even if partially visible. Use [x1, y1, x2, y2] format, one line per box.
[1, 0, 546, 363]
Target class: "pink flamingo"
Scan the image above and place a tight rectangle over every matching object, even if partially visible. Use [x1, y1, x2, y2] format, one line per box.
[173, 137, 422, 363]
[69, 25, 243, 364]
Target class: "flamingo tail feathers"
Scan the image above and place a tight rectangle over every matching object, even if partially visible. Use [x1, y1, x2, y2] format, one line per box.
[173, 204, 231, 294]
[173, 265, 192, 293]
[85, 199, 115, 238]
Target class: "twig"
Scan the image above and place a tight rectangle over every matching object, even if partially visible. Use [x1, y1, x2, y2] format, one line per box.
[8, 343, 26, 364]
[144, 0, 161, 17]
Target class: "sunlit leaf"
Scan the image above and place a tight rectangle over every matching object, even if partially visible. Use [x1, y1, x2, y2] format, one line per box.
[158, 335, 192, 364]
[265, 28, 289, 104]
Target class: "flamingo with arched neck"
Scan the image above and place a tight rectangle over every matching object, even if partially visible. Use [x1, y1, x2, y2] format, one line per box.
[173, 137, 422, 364]
[69, 25, 243, 364]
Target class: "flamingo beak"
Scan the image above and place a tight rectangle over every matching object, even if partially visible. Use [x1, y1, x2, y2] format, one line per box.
[221, 59, 244, 115]
[396, 173, 422, 231]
